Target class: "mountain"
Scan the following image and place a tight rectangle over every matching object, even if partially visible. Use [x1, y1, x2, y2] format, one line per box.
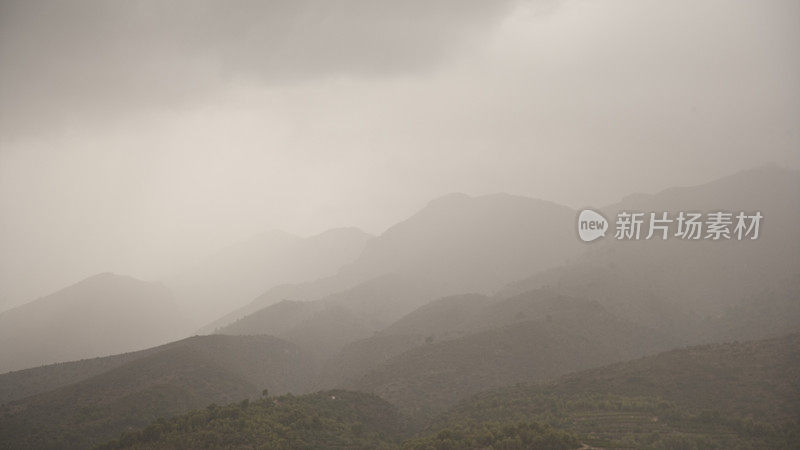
[5, 167, 797, 447]
[0, 341, 183, 405]
[0, 334, 315, 449]
[93, 334, 800, 450]
[203, 193, 582, 334]
[168, 227, 372, 328]
[553, 333, 800, 423]
[337, 193, 582, 294]
[277, 304, 375, 361]
[706, 273, 800, 342]
[378, 293, 490, 339]
[311, 293, 506, 390]
[316, 334, 429, 391]
[431, 333, 800, 448]
[342, 290, 676, 420]
[217, 273, 449, 360]
[217, 273, 440, 336]
[0, 273, 184, 373]
[209, 167, 799, 372]
[319, 273, 448, 329]
[320, 289, 668, 391]
[198, 272, 363, 334]
[500, 166, 800, 342]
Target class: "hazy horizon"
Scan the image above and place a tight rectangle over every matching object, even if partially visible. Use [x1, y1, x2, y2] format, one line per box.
[2, 0, 799, 308]
[0, 3, 798, 447]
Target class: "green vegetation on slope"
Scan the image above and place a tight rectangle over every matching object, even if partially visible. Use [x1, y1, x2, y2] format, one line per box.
[434, 390, 797, 449]
[346, 304, 674, 421]
[93, 333, 800, 449]
[402, 422, 579, 450]
[552, 333, 800, 422]
[98, 390, 405, 449]
[0, 345, 164, 404]
[428, 334, 800, 448]
[99, 390, 580, 450]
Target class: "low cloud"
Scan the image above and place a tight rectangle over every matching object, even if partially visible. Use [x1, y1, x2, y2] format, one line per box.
[0, 0, 520, 136]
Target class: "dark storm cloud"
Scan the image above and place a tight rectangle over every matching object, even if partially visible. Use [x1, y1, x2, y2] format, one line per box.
[0, 0, 519, 135]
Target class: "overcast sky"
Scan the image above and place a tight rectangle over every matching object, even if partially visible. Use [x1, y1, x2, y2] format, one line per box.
[1, 0, 798, 308]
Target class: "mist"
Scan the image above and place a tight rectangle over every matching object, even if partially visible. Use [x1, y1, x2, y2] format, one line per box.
[1, 0, 797, 310]
[1, 1, 799, 448]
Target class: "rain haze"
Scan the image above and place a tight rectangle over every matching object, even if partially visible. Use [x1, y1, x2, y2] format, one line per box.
[1, 0, 798, 309]
[1, 2, 800, 448]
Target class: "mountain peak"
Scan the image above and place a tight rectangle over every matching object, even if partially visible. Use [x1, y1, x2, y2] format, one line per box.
[425, 192, 472, 208]
[422, 192, 567, 214]
[309, 227, 373, 241]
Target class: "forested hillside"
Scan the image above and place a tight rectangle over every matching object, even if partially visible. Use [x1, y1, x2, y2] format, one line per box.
[93, 333, 799, 449]
[344, 301, 674, 420]
[99, 390, 406, 450]
[430, 333, 800, 448]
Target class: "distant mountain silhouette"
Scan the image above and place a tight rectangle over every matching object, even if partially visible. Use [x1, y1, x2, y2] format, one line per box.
[3, 166, 797, 448]
[500, 166, 800, 342]
[338, 193, 582, 293]
[0, 273, 184, 373]
[379, 293, 489, 338]
[204, 193, 581, 333]
[217, 273, 449, 359]
[167, 227, 372, 328]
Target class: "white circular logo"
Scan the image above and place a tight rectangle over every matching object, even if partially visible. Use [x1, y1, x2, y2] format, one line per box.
[577, 209, 608, 242]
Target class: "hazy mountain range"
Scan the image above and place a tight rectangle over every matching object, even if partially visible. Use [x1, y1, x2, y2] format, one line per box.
[3, 166, 798, 373]
[201, 192, 582, 333]
[0, 166, 798, 448]
[93, 334, 800, 449]
[165, 227, 373, 329]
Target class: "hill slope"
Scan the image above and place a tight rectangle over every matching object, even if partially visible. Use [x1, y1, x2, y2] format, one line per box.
[0, 335, 315, 449]
[338, 193, 581, 294]
[216, 273, 451, 360]
[99, 390, 406, 450]
[552, 333, 800, 422]
[500, 166, 800, 342]
[169, 227, 372, 329]
[431, 333, 800, 448]
[321, 289, 670, 391]
[204, 193, 581, 332]
[97, 334, 800, 449]
[0, 340, 188, 404]
[98, 390, 580, 450]
[0, 273, 184, 373]
[345, 294, 675, 419]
